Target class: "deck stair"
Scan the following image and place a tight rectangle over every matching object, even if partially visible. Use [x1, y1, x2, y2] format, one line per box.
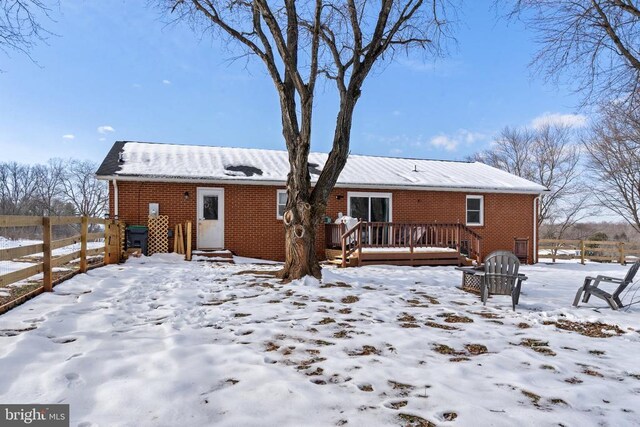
[192, 250, 235, 264]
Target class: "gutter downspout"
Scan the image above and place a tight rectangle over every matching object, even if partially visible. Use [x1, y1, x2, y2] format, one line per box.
[533, 195, 541, 264]
[112, 179, 119, 218]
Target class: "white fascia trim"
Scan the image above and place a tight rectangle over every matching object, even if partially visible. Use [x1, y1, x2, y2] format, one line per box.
[96, 174, 548, 195]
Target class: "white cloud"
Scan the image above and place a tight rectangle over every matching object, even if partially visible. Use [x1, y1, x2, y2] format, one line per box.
[389, 148, 403, 156]
[162, 79, 171, 85]
[430, 134, 458, 151]
[429, 129, 486, 152]
[392, 110, 401, 117]
[132, 83, 142, 88]
[99, 137, 106, 142]
[531, 112, 587, 129]
[97, 125, 115, 134]
[62, 134, 75, 140]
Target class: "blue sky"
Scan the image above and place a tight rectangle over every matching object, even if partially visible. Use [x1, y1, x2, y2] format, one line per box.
[0, 1, 587, 165]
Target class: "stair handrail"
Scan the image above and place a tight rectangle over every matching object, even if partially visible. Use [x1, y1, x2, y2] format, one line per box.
[341, 220, 363, 268]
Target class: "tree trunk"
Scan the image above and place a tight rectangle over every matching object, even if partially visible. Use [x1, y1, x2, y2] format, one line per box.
[278, 200, 324, 281]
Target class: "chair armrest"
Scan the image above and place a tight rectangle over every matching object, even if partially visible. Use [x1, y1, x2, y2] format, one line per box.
[517, 274, 528, 281]
[455, 267, 480, 274]
[595, 275, 624, 283]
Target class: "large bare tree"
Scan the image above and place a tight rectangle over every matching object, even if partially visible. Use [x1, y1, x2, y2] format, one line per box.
[470, 123, 590, 238]
[583, 101, 640, 233]
[0, 0, 54, 64]
[166, 0, 455, 279]
[511, 0, 640, 105]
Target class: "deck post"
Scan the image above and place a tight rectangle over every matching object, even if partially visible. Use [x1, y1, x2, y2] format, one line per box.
[580, 240, 585, 265]
[43, 216, 52, 292]
[619, 242, 625, 265]
[341, 230, 347, 268]
[80, 216, 88, 273]
[357, 223, 363, 266]
[409, 225, 413, 254]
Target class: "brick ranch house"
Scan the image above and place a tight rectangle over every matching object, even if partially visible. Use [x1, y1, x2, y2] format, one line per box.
[96, 141, 547, 265]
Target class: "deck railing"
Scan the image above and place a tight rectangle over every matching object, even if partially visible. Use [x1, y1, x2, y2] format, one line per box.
[326, 221, 482, 268]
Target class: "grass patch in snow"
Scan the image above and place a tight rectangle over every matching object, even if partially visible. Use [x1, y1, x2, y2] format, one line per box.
[544, 320, 624, 338]
[341, 295, 359, 304]
[320, 282, 351, 288]
[464, 344, 488, 355]
[517, 338, 556, 356]
[442, 412, 458, 421]
[387, 400, 408, 410]
[398, 413, 436, 427]
[424, 321, 458, 331]
[437, 313, 473, 323]
[348, 345, 380, 356]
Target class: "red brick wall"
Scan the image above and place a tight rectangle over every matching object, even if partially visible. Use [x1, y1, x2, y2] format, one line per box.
[109, 181, 537, 263]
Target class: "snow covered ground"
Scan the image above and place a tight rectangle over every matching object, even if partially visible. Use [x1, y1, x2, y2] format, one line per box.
[0, 255, 639, 426]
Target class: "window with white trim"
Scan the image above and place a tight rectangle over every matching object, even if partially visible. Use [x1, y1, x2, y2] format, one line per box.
[347, 192, 392, 222]
[276, 190, 287, 219]
[466, 195, 484, 226]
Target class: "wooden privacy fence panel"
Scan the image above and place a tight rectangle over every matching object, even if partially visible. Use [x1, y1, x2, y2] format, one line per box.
[539, 238, 640, 264]
[0, 215, 107, 293]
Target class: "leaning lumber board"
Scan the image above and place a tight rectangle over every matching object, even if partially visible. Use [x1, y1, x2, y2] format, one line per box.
[0, 243, 43, 261]
[185, 221, 192, 261]
[0, 263, 44, 287]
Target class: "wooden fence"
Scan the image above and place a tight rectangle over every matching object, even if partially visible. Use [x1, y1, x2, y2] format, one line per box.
[0, 215, 107, 314]
[538, 238, 640, 264]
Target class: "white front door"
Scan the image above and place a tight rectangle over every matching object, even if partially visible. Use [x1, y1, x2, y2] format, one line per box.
[197, 188, 224, 249]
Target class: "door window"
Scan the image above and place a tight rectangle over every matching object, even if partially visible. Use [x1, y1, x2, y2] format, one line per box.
[203, 195, 219, 220]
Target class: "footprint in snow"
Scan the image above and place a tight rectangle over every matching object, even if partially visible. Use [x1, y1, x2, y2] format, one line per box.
[65, 372, 81, 388]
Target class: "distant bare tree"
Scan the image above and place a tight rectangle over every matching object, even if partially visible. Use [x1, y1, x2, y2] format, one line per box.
[0, 0, 55, 64]
[583, 101, 640, 233]
[470, 123, 590, 236]
[510, 0, 640, 105]
[32, 158, 66, 215]
[0, 162, 39, 214]
[60, 160, 107, 225]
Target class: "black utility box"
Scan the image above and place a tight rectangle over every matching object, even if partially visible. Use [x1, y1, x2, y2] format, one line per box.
[126, 225, 149, 256]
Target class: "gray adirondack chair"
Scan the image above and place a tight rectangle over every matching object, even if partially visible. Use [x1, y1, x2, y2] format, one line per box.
[481, 250, 527, 310]
[573, 261, 640, 310]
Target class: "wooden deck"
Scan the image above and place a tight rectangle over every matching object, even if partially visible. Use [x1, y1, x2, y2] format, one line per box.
[325, 221, 481, 268]
[326, 248, 473, 267]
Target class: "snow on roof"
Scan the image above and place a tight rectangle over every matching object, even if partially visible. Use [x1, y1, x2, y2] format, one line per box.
[96, 141, 547, 193]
